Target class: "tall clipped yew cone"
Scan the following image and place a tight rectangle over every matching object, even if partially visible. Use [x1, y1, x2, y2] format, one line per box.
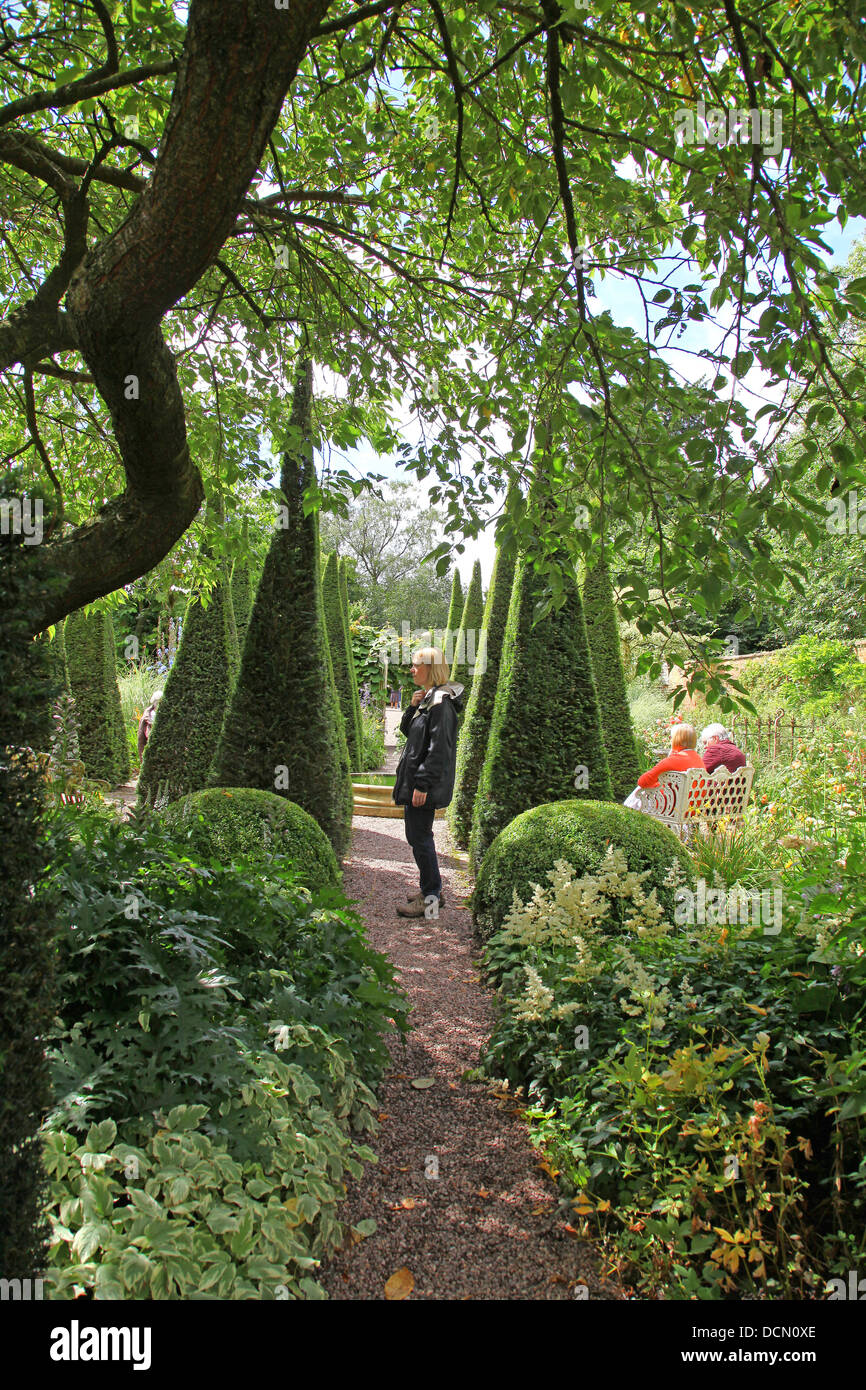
[451, 558, 484, 686]
[231, 558, 253, 648]
[137, 556, 235, 805]
[445, 569, 464, 640]
[582, 555, 641, 801]
[322, 552, 362, 771]
[0, 531, 55, 1279]
[65, 608, 129, 784]
[209, 362, 352, 858]
[338, 554, 364, 761]
[470, 544, 611, 870]
[449, 529, 517, 848]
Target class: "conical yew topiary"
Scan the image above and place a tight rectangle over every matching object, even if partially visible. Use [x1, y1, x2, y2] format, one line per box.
[65, 608, 129, 784]
[103, 613, 130, 782]
[338, 554, 364, 762]
[322, 552, 363, 771]
[449, 529, 517, 849]
[208, 362, 352, 858]
[469, 537, 611, 870]
[582, 555, 641, 801]
[231, 558, 253, 649]
[451, 558, 484, 686]
[137, 568, 234, 806]
[445, 569, 463, 642]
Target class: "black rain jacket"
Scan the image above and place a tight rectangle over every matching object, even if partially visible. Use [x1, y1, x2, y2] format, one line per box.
[392, 682, 465, 808]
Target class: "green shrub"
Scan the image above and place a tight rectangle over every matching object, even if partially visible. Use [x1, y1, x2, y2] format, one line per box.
[162, 787, 340, 893]
[360, 707, 385, 771]
[472, 798, 693, 941]
[41, 801, 407, 1148]
[477, 838, 866, 1298]
[42, 1084, 374, 1299]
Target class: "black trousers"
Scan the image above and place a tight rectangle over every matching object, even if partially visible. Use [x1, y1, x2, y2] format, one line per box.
[403, 801, 442, 899]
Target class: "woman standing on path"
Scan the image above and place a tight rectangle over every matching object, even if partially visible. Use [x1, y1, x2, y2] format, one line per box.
[392, 647, 464, 919]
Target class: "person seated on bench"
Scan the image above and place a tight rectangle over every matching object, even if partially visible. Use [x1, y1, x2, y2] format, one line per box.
[638, 720, 705, 789]
[700, 722, 746, 773]
[623, 721, 704, 809]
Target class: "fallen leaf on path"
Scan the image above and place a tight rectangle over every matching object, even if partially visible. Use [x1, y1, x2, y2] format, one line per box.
[351, 1218, 377, 1242]
[399, 1198, 417, 1209]
[377, 1113, 389, 1121]
[477, 1188, 491, 1198]
[384, 1267, 415, 1300]
[530, 1204, 551, 1215]
[411, 1077, 435, 1089]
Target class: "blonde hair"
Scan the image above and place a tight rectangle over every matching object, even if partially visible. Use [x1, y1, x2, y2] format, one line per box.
[412, 646, 450, 686]
[670, 722, 697, 751]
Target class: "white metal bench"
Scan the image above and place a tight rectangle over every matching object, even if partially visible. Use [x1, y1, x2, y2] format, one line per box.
[630, 764, 755, 841]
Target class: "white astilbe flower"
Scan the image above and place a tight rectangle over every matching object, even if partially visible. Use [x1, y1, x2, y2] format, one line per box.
[612, 943, 671, 1030]
[512, 964, 555, 1021]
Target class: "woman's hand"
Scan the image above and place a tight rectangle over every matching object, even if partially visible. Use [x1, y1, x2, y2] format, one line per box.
[410, 689, 425, 707]
[412, 789, 427, 806]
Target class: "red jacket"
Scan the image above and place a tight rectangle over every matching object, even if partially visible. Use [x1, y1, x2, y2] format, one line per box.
[702, 740, 746, 774]
[637, 748, 704, 788]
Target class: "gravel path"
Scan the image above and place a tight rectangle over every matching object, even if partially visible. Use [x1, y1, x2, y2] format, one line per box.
[318, 812, 623, 1301]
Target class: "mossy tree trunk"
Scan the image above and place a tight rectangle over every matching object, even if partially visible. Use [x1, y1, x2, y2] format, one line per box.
[209, 362, 352, 858]
[582, 555, 641, 801]
[0, 535, 55, 1279]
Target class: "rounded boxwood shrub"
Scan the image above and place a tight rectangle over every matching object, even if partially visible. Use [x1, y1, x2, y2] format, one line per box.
[162, 787, 340, 893]
[472, 799, 694, 942]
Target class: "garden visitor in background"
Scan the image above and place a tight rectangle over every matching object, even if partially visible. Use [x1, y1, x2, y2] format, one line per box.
[392, 647, 464, 919]
[137, 690, 163, 758]
[700, 722, 746, 773]
[623, 721, 703, 804]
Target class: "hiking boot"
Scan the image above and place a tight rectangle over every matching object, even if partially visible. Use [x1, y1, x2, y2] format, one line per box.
[405, 889, 446, 908]
[396, 893, 445, 918]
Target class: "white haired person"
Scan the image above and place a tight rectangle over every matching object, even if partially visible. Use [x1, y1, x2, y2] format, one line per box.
[701, 722, 746, 774]
[137, 690, 163, 759]
[392, 647, 464, 919]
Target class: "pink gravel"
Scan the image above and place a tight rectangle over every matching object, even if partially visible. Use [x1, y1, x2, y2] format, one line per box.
[317, 812, 624, 1301]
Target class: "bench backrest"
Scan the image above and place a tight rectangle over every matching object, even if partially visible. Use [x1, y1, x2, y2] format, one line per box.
[640, 764, 754, 827]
